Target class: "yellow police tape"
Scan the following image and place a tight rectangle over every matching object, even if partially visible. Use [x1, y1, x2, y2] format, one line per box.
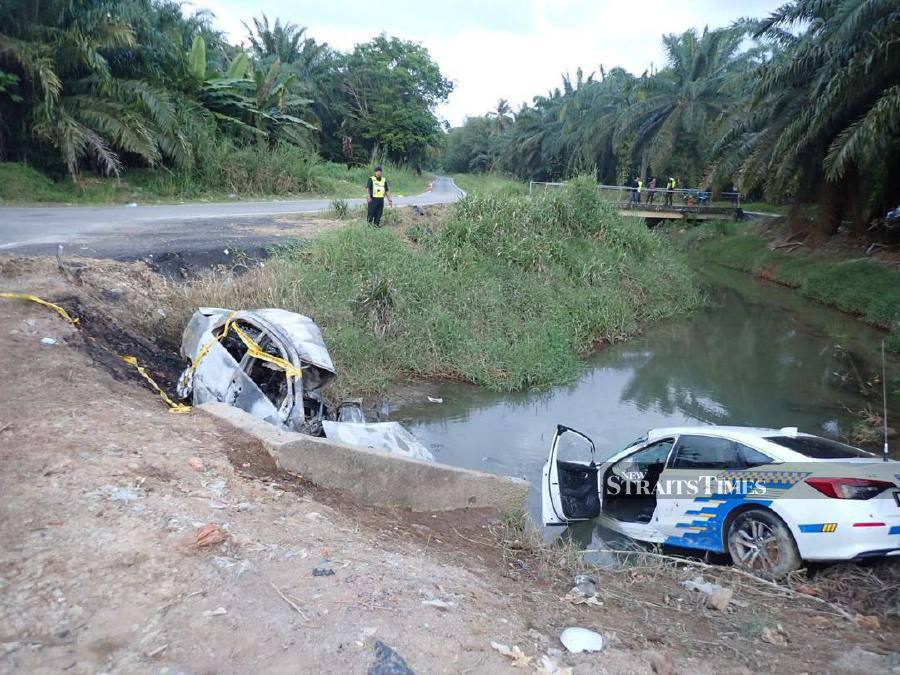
[2, 291, 190, 413]
[184, 311, 304, 379]
[0, 292, 80, 324]
[229, 321, 304, 378]
[2, 292, 303, 413]
[120, 355, 192, 414]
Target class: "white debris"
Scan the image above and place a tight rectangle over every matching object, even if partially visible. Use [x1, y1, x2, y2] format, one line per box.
[559, 627, 604, 654]
[681, 575, 733, 611]
[537, 655, 573, 675]
[40, 337, 58, 345]
[490, 642, 532, 667]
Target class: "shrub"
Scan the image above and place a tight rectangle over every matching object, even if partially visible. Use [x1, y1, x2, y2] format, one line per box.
[330, 199, 350, 219]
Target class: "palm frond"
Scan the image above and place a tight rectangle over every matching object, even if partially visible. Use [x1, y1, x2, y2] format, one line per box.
[825, 84, 900, 181]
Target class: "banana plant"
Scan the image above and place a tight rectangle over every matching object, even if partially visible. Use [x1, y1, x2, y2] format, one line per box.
[185, 36, 313, 143]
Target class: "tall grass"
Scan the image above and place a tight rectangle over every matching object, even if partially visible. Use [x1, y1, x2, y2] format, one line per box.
[157, 176, 703, 396]
[0, 151, 432, 204]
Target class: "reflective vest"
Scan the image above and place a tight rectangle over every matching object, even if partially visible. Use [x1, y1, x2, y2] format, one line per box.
[371, 176, 386, 199]
[637, 179, 643, 192]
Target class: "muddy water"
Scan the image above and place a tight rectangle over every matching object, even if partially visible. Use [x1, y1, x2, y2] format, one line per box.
[395, 264, 899, 523]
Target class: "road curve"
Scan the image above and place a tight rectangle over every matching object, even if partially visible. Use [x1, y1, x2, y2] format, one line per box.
[0, 175, 465, 251]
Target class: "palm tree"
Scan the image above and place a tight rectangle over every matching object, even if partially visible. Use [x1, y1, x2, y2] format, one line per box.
[487, 98, 513, 135]
[616, 27, 745, 183]
[559, 66, 637, 182]
[243, 14, 308, 64]
[708, 0, 900, 230]
[0, 0, 191, 178]
[499, 90, 566, 180]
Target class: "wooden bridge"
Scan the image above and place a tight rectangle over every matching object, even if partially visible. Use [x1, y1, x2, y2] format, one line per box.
[614, 203, 744, 221]
[528, 181, 746, 221]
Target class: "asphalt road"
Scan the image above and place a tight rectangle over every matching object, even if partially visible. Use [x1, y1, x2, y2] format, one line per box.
[0, 176, 465, 254]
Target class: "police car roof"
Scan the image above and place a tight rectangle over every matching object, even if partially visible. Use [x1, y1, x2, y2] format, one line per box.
[646, 425, 804, 442]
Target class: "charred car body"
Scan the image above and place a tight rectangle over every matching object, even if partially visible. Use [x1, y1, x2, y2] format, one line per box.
[177, 308, 432, 461]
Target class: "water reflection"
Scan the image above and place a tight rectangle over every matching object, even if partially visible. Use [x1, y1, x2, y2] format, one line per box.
[395, 265, 898, 520]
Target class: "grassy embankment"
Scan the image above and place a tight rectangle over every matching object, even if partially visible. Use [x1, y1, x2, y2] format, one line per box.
[0, 155, 431, 205]
[676, 220, 900, 351]
[156, 177, 702, 397]
[450, 172, 528, 197]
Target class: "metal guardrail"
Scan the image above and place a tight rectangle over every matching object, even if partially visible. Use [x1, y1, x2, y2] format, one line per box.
[528, 180, 742, 206]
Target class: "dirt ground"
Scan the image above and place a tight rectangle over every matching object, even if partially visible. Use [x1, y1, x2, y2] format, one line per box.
[2, 257, 900, 674]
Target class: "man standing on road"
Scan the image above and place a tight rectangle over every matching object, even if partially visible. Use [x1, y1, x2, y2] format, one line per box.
[366, 165, 393, 227]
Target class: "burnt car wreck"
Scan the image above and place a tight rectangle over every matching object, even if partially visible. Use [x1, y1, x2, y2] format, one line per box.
[177, 308, 433, 462]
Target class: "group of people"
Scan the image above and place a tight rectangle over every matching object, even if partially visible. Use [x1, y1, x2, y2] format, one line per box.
[629, 175, 679, 206]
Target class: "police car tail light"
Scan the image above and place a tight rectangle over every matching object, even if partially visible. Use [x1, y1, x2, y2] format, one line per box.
[805, 477, 894, 500]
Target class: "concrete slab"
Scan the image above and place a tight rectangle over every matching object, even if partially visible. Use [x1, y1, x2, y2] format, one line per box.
[199, 402, 529, 514]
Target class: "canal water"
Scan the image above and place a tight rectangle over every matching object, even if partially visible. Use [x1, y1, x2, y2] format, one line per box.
[395, 264, 899, 523]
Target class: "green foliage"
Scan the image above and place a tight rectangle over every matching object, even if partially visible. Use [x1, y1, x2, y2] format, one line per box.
[442, 26, 750, 187]
[708, 0, 900, 229]
[187, 36, 207, 80]
[342, 35, 453, 168]
[444, 1, 899, 231]
[443, 116, 495, 173]
[175, 179, 701, 393]
[329, 199, 350, 219]
[0, 162, 82, 202]
[450, 173, 526, 197]
[0, 69, 21, 101]
[0, 4, 450, 185]
[683, 223, 900, 350]
[225, 52, 251, 80]
[0, 157, 431, 203]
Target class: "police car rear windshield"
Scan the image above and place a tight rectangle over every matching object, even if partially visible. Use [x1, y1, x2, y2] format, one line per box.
[768, 435, 875, 459]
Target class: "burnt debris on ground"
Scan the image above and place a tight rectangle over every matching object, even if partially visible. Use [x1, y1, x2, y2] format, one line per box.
[57, 295, 185, 392]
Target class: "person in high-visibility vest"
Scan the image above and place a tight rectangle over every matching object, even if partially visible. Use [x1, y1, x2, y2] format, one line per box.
[366, 165, 393, 227]
[665, 176, 675, 206]
[636, 177, 644, 204]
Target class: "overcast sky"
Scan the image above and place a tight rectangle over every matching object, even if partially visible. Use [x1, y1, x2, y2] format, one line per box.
[191, 0, 782, 126]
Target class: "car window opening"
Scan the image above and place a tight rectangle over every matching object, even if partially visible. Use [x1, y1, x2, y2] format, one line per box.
[768, 435, 875, 459]
[602, 438, 673, 524]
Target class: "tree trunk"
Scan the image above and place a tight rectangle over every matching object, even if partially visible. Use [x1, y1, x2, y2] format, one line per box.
[813, 182, 840, 237]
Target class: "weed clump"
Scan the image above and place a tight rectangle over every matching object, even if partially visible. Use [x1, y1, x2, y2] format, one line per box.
[329, 199, 350, 219]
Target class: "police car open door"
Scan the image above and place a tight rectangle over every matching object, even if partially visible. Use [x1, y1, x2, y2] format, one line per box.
[542, 425, 602, 526]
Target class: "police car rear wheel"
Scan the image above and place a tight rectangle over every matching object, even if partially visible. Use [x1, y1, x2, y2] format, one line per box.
[727, 508, 801, 577]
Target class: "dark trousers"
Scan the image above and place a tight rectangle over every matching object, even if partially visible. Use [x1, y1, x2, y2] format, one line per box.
[367, 198, 385, 226]
[665, 190, 673, 206]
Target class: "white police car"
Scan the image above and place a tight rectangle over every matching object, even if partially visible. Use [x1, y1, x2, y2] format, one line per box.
[542, 425, 900, 576]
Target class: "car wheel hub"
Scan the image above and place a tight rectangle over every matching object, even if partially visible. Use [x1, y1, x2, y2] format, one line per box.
[732, 520, 779, 571]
